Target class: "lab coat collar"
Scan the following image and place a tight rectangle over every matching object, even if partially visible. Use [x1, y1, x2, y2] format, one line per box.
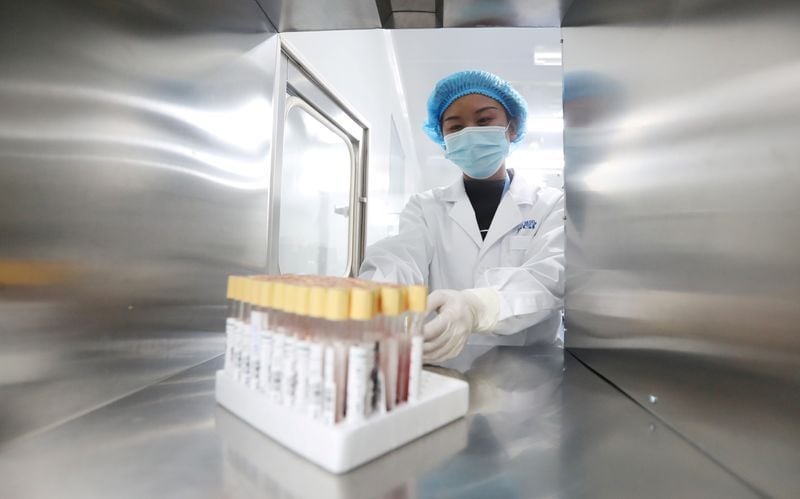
[441, 174, 541, 252]
[441, 177, 466, 202]
[506, 172, 538, 207]
[442, 178, 482, 247]
[480, 174, 540, 257]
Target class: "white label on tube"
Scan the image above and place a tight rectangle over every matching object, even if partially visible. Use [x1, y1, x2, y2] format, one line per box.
[385, 338, 398, 411]
[281, 335, 297, 406]
[307, 343, 324, 420]
[347, 344, 369, 422]
[224, 318, 236, 376]
[270, 333, 285, 404]
[408, 335, 423, 402]
[376, 370, 387, 416]
[240, 320, 254, 388]
[322, 346, 336, 425]
[294, 340, 310, 411]
[258, 329, 272, 393]
[234, 321, 246, 383]
[248, 312, 262, 390]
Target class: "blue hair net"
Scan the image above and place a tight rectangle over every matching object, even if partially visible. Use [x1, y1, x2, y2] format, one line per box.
[423, 70, 528, 147]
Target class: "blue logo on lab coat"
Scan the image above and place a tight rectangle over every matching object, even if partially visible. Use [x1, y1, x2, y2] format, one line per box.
[517, 219, 537, 231]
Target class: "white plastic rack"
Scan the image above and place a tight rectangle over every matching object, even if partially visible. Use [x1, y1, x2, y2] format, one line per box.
[215, 368, 469, 474]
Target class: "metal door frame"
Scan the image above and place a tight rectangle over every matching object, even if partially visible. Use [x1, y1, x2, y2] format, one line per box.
[266, 39, 370, 277]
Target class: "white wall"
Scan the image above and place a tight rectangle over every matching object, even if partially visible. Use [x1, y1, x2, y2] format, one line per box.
[280, 30, 419, 244]
[390, 28, 564, 191]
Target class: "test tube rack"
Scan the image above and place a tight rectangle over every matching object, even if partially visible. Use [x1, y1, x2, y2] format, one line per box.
[215, 368, 469, 474]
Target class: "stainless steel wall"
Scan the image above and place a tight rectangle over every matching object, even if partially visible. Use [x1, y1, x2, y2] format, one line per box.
[0, 0, 277, 444]
[253, 0, 569, 30]
[562, 1, 800, 496]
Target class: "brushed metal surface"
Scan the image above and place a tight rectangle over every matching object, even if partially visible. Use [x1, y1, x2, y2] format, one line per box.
[377, 0, 441, 28]
[256, 0, 570, 29]
[0, 0, 277, 443]
[563, 0, 800, 381]
[562, 0, 782, 27]
[255, 0, 382, 31]
[562, 1, 800, 497]
[443, 0, 566, 27]
[571, 348, 800, 498]
[0, 347, 760, 498]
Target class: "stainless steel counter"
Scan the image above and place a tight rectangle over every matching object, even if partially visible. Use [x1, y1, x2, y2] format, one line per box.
[0, 345, 764, 498]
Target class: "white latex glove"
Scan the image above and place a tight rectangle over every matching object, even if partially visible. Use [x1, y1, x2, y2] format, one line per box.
[423, 288, 500, 363]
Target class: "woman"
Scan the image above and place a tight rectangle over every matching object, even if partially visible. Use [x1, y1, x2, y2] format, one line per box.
[360, 70, 565, 362]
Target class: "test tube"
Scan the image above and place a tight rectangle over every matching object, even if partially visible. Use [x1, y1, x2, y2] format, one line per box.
[224, 276, 240, 378]
[269, 280, 286, 403]
[293, 284, 311, 411]
[306, 285, 327, 420]
[256, 278, 274, 394]
[280, 282, 298, 406]
[379, 286, 403, 412]
[347, 287, 376, 422]
[396, 291, 410, 404]
[245, 277, 263, 388]
[406, 285, 427, 402]
[246, 279, 266, 390]
[323, 287, 349, 425]
[236, 277, 256, 386]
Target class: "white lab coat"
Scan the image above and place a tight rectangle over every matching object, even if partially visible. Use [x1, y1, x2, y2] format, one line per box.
[359, 174, 565, 346]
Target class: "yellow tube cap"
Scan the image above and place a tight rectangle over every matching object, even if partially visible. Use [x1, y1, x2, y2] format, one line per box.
[283, 283, 297, 314]
[295, 285, 310, 317]
[257, 279, 272, 308]
[325, 288, 350, 322]
[272, 281, 285, 311]
[241, 277, 254, 305]
[407, 285, 428, 312]
[350, 287, 376, 321]
[309, 286, 327, 319]
[380, 287, 403, 316]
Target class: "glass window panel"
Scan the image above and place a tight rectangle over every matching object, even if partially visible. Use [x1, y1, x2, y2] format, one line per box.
[279, 103, 352, 276]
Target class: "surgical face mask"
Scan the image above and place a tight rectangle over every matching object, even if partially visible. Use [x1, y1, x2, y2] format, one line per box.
[444, 126, 510, 179]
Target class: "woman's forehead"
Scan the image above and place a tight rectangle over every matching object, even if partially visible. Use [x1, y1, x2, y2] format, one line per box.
[442, 94, 504, 120]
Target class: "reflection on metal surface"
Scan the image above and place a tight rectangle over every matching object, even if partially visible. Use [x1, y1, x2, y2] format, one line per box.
[256, 0, 571, 29]
[562, 1, 800, 497]
[562, 0, 789, 27]
[559, 351, 761, 499]
[0, 347, 760, 498]
[563, 6, 800, 374]
[563, 1, 800, 365]
[0, 0, 277, 443]
[0, 260, 78, 286]
[217, 405, 466, 498]
[443, 0, 566, 27]
[376, 0, 442, 28]
[0, 358, 228, 499]
[0, 80, 272, 189]
[255, 0, 381, 31]
[572, 348, 800, 499]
